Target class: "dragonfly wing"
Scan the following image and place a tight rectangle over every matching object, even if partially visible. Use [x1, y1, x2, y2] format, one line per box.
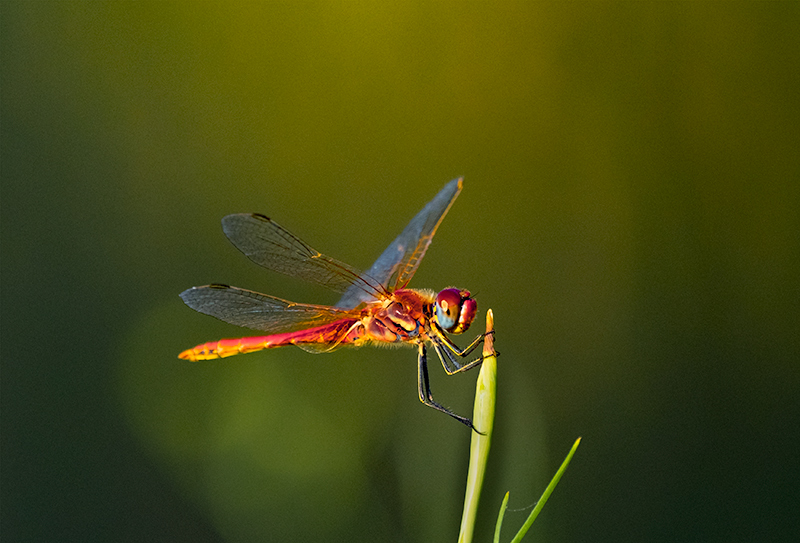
[222, 213, 387, 302]
[336, 177, 463, 309]
[180, 284, 360, 334]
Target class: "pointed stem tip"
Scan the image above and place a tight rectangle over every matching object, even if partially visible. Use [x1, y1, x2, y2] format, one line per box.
[483, 308, 494, 357]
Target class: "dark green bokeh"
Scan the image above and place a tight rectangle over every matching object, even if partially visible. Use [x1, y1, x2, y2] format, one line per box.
[2, 2, 798, 542]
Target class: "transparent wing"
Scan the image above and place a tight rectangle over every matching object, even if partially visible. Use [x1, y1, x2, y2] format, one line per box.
[180, 284, 362, 334]
[336, 177, 463, 309]
[222, 213, 389, 303]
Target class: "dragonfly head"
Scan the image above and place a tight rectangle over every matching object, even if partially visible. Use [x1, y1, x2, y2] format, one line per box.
[435, 288, 477, 334]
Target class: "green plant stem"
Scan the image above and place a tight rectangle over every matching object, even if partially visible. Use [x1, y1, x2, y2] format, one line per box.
[458, 309, 497, 543]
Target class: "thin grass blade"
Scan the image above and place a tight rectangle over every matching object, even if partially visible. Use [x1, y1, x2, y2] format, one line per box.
[509, 437, 582, 543]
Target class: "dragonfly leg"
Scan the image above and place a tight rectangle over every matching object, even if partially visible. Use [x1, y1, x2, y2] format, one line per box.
[445, 353, 486, 375]
[451, 330, 495, 357]
[436, 345, 487, 375]
[431, 332, 497, 376]
[417, 344, 478, 432]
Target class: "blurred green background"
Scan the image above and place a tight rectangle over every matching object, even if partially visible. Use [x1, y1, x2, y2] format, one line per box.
[2, 2, 798, 542]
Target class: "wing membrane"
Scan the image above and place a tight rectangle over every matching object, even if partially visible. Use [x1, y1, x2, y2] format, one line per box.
[180, 284, 361, 334]
[336, 177, 463, 309]
[222, 213, 388, 303]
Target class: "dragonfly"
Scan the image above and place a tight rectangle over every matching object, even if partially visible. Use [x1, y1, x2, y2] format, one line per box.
[179, 177, 492, 430]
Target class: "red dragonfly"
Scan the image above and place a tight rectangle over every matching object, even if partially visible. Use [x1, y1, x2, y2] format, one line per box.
[179, 177, 491, 429]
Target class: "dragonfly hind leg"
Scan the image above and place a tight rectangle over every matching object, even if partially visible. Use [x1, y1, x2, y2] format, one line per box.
[417, 344, 479, 432]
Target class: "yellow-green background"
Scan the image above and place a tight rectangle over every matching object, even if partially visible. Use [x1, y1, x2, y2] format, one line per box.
[2, 2, 798, 542]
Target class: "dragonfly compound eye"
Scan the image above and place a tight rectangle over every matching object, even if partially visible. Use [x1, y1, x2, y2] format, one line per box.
[436, 288, 476, 333]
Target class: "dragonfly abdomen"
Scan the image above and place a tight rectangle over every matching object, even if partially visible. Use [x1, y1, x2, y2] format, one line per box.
[179, 319, 363, 361]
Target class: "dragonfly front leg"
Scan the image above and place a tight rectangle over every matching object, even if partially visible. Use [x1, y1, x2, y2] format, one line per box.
[431, 329, 496, 376]
[451, 330, 494, 358]
[417, 343, 477, 431]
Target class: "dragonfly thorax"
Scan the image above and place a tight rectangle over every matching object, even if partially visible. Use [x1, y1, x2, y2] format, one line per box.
[360, 290, 429, 344]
